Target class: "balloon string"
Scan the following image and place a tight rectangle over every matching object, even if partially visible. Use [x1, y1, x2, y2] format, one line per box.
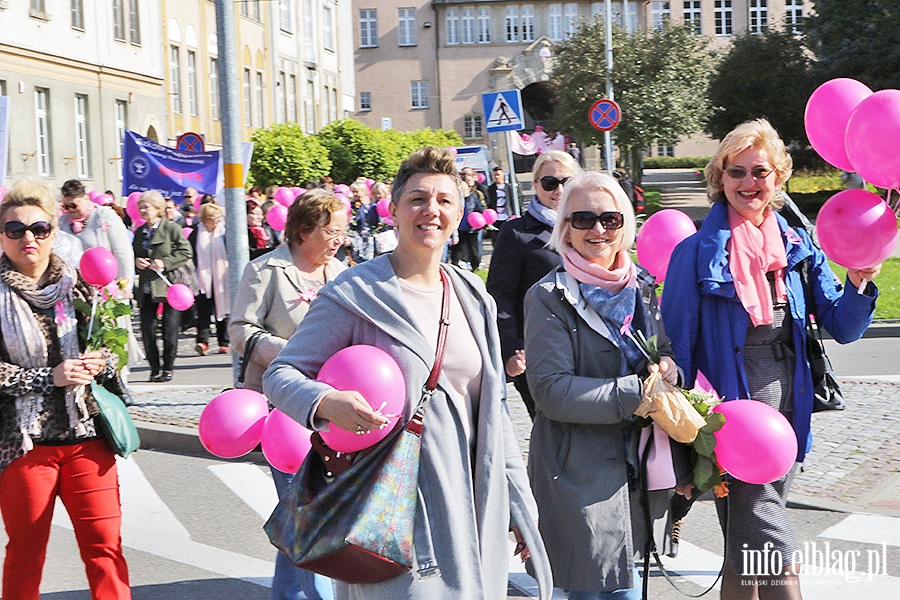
[153, 269, 173, 287]
[87, 288, 99, 343]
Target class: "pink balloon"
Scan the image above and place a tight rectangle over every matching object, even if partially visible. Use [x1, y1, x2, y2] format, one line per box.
[0, 187, 8, 201]
[467, 212, 487, 229]
[291, 186, 303, 199]
[384, 216, 395, 227]
[167, 283, 195, 311]
[483, 208, 498, 225]
[376, 197, 391, 218]
[334, 184, 350, 195]
[365, 178, 375, 192]
[335, 193, 352, 214]
[477, 172, 486, 184]
[132, 217, 146, 230]
[261, 409, 313, 474]
[92, 193, 109, 205]
[636, 209, 697, 282]
[816, 189, 898, 270]
[712, 400, 797, 484]
[88, 190, 102, 201]
[805, 78, 873, 172]
[266, 203, 288, 231]
[447, 147, 458, 156]
[182, 227, 193, 238]
[317, 345, 406, 453]
[274, 187, 294, 207]
[126, 192, 142, 221]
[199, 389, 269, 459]
[845, 89, 900, 189]
[79, 247, 119, 287]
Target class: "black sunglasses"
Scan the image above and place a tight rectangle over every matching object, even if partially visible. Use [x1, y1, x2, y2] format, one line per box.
[3, 221, 53, 240]
[538, 175, 571, 191]
[724, 166, 773, 180]
[567, 211, 625, 231]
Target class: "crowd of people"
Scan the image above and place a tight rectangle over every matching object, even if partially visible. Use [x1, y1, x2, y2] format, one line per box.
[0, 122, 882, 600]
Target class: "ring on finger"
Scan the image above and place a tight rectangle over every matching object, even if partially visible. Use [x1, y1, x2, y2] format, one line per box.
[355, 425, 368, 435]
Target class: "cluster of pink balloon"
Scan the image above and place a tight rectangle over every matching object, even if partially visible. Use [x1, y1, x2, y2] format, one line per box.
[636, 209, 697, 282]
[712, 400, 797, 485]
[805, 79, 899, 269]
[467, 209, 498, 230]
[86, 190, 115, 206]
[197, 345, 406, 470]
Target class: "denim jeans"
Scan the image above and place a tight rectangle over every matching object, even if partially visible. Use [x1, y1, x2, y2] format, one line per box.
[270, 467, 334, 600]
[567, 567, 642, 599]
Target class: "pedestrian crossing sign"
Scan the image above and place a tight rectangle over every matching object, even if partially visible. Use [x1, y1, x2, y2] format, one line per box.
[482, 90, 524, 133]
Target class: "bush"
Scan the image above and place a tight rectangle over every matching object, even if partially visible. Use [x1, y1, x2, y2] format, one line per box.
[643, 156, 711, 169]
[249, 123, 332, 189]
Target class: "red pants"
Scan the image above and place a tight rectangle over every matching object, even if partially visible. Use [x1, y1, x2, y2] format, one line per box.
[0, 440, 131, 600]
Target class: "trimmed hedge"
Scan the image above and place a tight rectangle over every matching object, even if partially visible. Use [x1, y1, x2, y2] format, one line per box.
[643, 156, 711, 169]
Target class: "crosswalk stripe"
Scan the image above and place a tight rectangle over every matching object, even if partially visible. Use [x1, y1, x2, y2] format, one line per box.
[820, 513, 900, 547]
[208, 463, 278, 520]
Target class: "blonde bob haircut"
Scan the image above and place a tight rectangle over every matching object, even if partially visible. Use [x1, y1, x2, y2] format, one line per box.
[197, 203, 223, 223]
[286, 188, 346, 246]
[704, 118, 793, 209]
[531, 149, 582, 182]
[1, 177, 58, 227]
[138, 190, 167, 214]
[548, 171, 637, 258]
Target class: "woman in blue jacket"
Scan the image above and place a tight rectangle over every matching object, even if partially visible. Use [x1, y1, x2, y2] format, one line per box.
[662, 119, 880, 600]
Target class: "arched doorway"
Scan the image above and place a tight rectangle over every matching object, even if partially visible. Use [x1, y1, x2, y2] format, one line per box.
[146, 126, 158, 142]
[513, 82, 560, 174]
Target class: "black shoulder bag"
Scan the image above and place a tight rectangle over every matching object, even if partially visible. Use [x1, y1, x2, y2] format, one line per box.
[799, 260, 845, 412]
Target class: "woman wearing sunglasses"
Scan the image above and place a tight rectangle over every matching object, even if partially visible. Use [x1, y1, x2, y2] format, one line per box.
[487, 150, 580, 419]
[0, 180, 131, 599]
[523, 172, 683, 599]
[662, 120, 880, 599]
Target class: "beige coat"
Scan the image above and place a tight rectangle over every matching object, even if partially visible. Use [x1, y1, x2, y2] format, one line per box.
[228, 244, 345, 392]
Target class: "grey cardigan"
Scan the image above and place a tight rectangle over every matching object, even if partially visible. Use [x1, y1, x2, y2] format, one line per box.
[263, 255, 552, 600]
[524, 267, 680, 592]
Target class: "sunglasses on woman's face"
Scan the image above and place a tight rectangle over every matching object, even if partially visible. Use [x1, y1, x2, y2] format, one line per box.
[724, 166, 773, 180]
[567, 211, 624, 231]
[3, 221, 53, 240]
[538, 175, 571, 192]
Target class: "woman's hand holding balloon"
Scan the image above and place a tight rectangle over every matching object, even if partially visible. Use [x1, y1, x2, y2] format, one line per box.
[316, 390, 391, 435]
[848, 264, 882, 290]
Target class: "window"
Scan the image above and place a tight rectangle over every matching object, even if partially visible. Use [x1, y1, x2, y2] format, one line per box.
[398, 8, 416, 46]
[303, 0, 314, 41]
[74, 95, 90, 178]
[477, 7, 492, 43]
[241, 0, 261, 21]
[128, 0, 141, 45]
[34, 88, 51, 176]
[563, 4, 578, 40]
[464, 115, 483, 140]
[243, 68, 252, 126]
[287, 75, 297, 122]
[657, 145, 675, 157]
[461, 7, 475, 44]
[748, 1, 767, 34]
[505, 6, 519, 43]
[521, 5, 534, 42]
[113, 0, 126, 40]
[360, 9, 378, 47]
[359, 92, 372, 112]
[410, 80, 429, 109]
[115, 100, 127, 177]
[683, 1, 701, 34]
[30, 0, 46, 14]
[330, 87, 338, 122]
[548, 4, 562, 41]
[277, 72, 286, 123]
[785, 0, 804, 34]
[170, 45, 181, 114]
[255, 71, 264, 126]
[652, 2, 670, 29]
[323, 5, 334, 51]
[187, 51, 198, 116]
[305, 75, 315, 134]
[714, 0, 732, 36]
[279, 0, 293, 33]
[446, 8, 460, 45]
[71, 0, 84, 30]
[209, 58, 219, 120]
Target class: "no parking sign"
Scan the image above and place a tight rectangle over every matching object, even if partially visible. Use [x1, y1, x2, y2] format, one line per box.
[589, 99, 621, 132]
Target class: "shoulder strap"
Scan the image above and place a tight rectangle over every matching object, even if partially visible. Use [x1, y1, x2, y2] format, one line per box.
[236, 330, 265, 387]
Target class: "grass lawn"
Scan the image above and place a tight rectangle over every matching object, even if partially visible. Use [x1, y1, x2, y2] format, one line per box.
[830, 258, 900, 320]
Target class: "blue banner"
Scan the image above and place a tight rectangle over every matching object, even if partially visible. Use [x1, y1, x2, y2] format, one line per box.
[122, 130, 220, 204]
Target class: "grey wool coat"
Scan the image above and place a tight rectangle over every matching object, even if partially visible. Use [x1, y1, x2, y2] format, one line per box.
[263, 255, 553, 600]
[524, 267, 682, 592]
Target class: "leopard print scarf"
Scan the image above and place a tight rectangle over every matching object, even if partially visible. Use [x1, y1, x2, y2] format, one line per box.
[0, 254, 86, 451]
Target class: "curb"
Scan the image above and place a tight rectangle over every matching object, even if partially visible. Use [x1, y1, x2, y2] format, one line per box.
[134, 420, 267, 465]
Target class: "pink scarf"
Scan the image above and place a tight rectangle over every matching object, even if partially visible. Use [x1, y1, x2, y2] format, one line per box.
[562, 248, 637, 293]
[727, 205, 787, 326]
[69, 203, 96, 234]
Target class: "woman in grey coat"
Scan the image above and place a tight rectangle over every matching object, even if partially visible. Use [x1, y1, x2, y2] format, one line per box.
[264, 147, 552, 600]
[524, 172, 684, 599]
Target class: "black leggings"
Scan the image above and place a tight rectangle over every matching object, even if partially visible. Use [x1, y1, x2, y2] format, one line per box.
[195, 293, 229, 348]
[139, 292, 181, 373]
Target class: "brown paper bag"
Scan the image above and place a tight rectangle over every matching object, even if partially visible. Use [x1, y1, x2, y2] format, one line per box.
[635, 371, 707, 443]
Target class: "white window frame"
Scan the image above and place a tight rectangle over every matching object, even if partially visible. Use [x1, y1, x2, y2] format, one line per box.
[461, 7, 475, 44]
[398, 8, 417, 47]
[657, 144, 675, 158]
[277, 72, 287, 124]
[128, 0, 141, 45]
[411, 80, 429, 109]
[714, 0, 733, 36]
[683, 1, 701, 35]
[209, 58, 219, 120]
[505, 6, 519, 43]
[303, 0, 314, 43]
[287, 74, 297, 122]
[74, 94, 90, 178]
[279, 0, 293, 33]
[446, 8, 460, 45]
[548, 4, 563, 42]
[652, 2, 670, 29]
[243, 68, 252, 126]
[563, 4, 578, 40]
[113, 0, 126, 41]
[521, 5, 534, 42]
[114, 99, 126, 179]
[330, 87, 338, 122]
[359, 92, 372, 112]
[255, 71, 264, 126]
[785, 0, 804, 35]
[749, 0, 768, 35]
[187, 50, 198, 116]
[170, 45, 181, 114]
[360, 9, 378, 48]
[305, 77, 316, 134]
[464, 115, 483, 140]
[34, 88, 51, 176]
[477, 7, 492, 43]
[323, 5, 334, 51]
[71, 0, 84, 30]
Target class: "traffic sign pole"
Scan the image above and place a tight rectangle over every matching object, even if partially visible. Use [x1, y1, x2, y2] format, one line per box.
[506, 131, 521, 217]
[604, 0, 614, 174]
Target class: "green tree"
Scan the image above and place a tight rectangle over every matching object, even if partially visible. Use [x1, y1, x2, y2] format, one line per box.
[805, 0, 900, 91]
[249, 122, 331, 188]
[551, 20, 717, 181]
[706, 29, 815, 146]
